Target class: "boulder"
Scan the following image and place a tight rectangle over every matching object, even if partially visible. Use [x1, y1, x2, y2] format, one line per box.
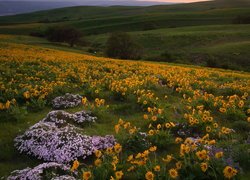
[7, 162, 73, 180]
[52, 93, 82, 109]
[43, 110, 97, 125]
[15, 111, 115, 163]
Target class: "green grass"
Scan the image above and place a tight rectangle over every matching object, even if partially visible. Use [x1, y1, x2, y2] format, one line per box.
[0, 35, 91, 55]
[0, 0, 249, 71]
[86, 24, 250, 71]
[0, 31, 249, 178]
[0, 0, 250, 35]
[1, 22, 250, 72]
[1, 77, 248, 178]
[1, 8, 249, 35]
[0, 108, 50, 178]
[0, 95, 178, 178]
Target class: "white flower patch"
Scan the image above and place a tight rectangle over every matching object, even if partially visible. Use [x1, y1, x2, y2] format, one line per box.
[7, 162, 72, 180]
[52, 93, 82, 109]
[14, 111, 115, 163]
[15, 121, 94, 163]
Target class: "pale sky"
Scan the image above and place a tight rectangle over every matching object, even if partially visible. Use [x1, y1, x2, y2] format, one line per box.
[2, 0, 211, 2]
[139, 0, 209, 2]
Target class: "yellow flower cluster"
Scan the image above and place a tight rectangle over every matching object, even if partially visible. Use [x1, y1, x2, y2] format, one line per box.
[114, 119, 137, 135]
[0, 100, 14, 110]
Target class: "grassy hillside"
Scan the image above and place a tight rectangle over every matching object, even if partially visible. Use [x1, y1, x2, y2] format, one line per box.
[3, 24, 248, 71]
[86, 24, 250, 71]
[0, 0, 250, 35]
[1, 0, 250, 24]
[0, 1, 250, 179]
[0, 0, 249, 71]
[0, 34, 250, 179]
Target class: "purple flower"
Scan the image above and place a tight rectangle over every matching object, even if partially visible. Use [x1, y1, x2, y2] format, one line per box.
[7, 162, 72, 180]
[15, 111, 115, 163]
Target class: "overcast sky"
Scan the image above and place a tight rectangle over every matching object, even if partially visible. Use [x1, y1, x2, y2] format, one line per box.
[0, 0, 210, 2]
[139, 0, 209, 2]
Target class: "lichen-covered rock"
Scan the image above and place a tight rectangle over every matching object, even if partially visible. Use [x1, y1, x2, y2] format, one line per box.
[52, 93, 82, 109]
[73, 111, 97, 123]
[14, 111, 115, 163]
[7, 162, 72, 180]
[15, 121, 94, 163]
[43, 110, 97, 125]
[52, 175, 77, 180]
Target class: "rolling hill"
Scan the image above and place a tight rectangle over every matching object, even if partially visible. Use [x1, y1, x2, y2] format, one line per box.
[1, 1, 250, 179]
[0, 33, 250, 179]
[0, 0, 250, 27]
[0, 0, 249, 71]
[0, 0, 173, 16]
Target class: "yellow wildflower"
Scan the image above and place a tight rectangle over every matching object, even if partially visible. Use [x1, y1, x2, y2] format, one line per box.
[115, 171, 123, 180]
[151, 116, 157, 121]
[200, 162, 208, 172]
[215, 152, 223, 159]
[176, 161, 182, 170]
[71, 160, 80, 171]
[82, 171, 91, 180]
[149, 146, 157, 152]
[175, 137, 183, 144]
[145, 171, 154, 180]
[127, 155, 133, 162]
[94, 150, 102, 158]
[5, 100, 10, 109]
[114, 124, 120, 134]
[114, 143, 122, 153]
[154, 165, 161, 172]
[162, 155, 172, 163]
[223, 166, 237, 179]
[94, 159, 102, 167]
[169, 168, 178, 179]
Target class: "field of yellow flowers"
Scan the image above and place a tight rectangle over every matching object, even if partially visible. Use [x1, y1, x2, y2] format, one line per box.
[0, 34, 250, 179]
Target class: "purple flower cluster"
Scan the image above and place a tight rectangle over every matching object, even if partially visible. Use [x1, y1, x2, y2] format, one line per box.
[7, 162, 72, 180]
[92, 135, 117, 150]
[52, 93, 82, 109]
[209, 146, 224, 157]
[15, 111, 115, 163]
[15, 120, 94, 163]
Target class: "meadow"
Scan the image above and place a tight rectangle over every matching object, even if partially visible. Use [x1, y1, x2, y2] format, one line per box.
[87, 24, 250, 71]
[0, 0, 250, 71]
[0, 34, 249, 179]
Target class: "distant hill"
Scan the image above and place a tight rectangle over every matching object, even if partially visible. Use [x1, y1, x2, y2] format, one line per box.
[0, 0, 249, 34]
[0, 1, 77, 16]
[0, 0, 250, 71]
[0, 0, 173, 16]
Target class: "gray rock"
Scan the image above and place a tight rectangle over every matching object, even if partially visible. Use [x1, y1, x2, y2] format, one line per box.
[52, 93, 82, 109]
[14, 110, 115, 163]
[7, 162, 72, 180]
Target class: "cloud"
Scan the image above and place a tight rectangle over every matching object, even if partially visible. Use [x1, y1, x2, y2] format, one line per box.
[138, 0, 210, 2]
